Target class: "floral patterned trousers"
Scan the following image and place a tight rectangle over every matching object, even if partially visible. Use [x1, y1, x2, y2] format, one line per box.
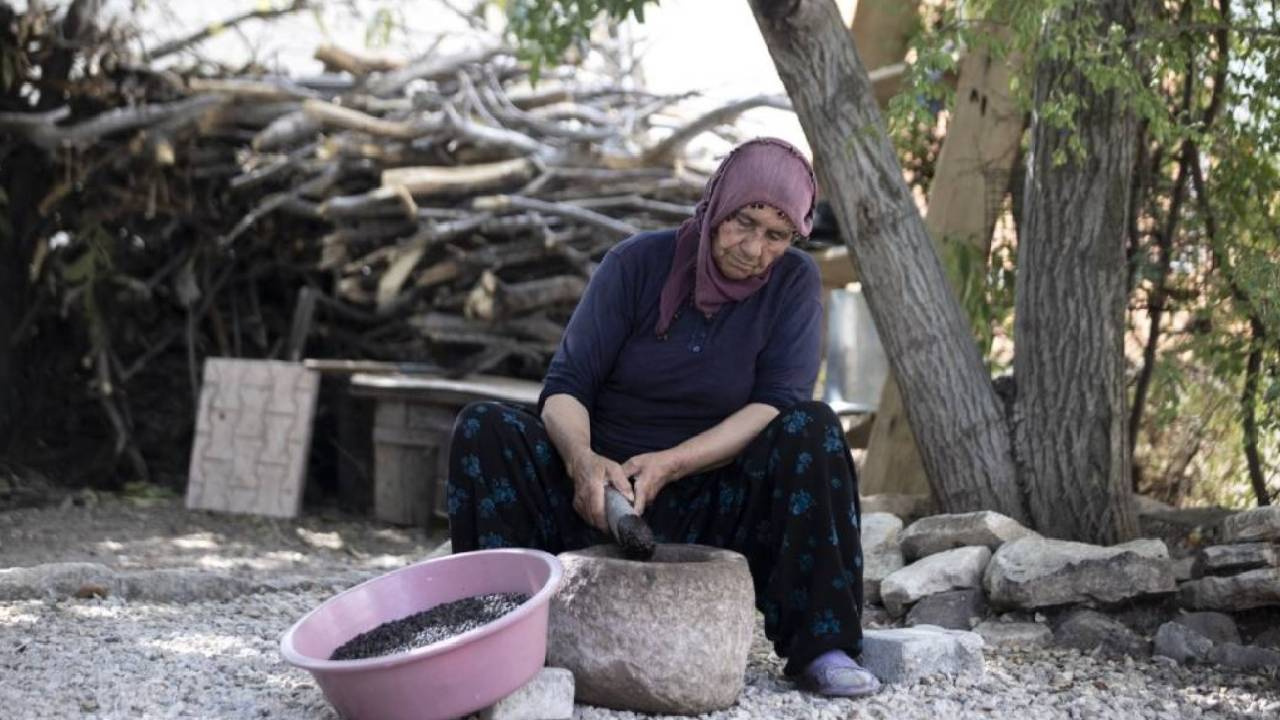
[445, 399, 864, 673]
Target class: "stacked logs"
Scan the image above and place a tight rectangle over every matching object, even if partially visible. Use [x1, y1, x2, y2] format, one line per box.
[0, 1, 787, 485]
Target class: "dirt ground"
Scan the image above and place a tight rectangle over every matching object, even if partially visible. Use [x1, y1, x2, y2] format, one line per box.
[0, 490, 449, 581]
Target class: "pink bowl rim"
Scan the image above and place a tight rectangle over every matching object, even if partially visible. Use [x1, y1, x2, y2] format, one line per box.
[279, 547, 563, 673]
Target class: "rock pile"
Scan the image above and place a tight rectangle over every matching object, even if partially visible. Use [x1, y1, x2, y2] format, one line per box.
[860, 497, 1280, 673]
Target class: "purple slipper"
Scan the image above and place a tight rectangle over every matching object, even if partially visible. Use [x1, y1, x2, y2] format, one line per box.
[799, 649, 882, 698]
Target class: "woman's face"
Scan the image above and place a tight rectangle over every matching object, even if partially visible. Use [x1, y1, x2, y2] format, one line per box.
[711, 203, 796, 279]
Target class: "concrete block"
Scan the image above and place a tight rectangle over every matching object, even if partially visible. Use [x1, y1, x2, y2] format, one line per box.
[185, 358, 318, 518]
[859, 625, 984, 685]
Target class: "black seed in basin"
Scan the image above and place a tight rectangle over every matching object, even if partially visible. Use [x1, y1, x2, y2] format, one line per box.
[330, 592, 530, 661]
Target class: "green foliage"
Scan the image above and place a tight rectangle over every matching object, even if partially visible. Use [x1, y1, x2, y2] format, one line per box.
[502, 0, 654, 81]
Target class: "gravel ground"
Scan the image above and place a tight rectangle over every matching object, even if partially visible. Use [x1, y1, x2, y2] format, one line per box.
[2, 496, 1279, 719]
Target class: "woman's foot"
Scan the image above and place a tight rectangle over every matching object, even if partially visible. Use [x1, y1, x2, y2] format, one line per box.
[799, 649, 881, 697]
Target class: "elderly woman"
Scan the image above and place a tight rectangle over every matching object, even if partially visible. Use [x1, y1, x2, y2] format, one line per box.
[446, 138, 876, 697]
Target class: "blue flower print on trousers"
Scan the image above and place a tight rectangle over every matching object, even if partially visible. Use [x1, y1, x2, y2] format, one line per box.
[794, 451, 813, 475]
[479, 532, 508, 549]
[823, 425, 844, 453]
[490, 477, 517, 504]
[462, 417, 481, 439]
[782, 410, 814, 435]
[790, 489, 813, 515]
[501, 410, 526, 432]
[461, 454, 482, 479]
[446, 483, 468, 515]
[811, 609, 841, 637]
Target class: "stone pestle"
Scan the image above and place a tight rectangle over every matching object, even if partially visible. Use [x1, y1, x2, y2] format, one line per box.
[604, 486, 656, 560]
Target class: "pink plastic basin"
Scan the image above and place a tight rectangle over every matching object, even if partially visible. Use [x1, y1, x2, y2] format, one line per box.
[280, 548, 564, 720]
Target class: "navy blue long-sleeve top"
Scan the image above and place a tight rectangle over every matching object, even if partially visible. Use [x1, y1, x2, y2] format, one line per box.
[538, 229, 823, 463]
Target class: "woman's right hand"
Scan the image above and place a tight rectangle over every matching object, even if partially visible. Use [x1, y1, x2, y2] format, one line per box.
[566, 451, 634, 531]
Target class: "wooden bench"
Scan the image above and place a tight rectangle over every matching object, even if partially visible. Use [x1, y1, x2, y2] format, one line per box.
[349, 373, 542, 528]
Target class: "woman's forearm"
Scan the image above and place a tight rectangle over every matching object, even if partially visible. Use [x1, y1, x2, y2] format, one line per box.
[670, 403, 779, 477]
[541, 393, 595, 472]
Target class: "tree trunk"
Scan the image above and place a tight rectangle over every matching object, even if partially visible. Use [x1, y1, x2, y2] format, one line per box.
[1241, 317, 1271, 507]
[1015, 0, 1140, 544]
[861, 28, 1026, 498]
[748, 0, 1027, 522]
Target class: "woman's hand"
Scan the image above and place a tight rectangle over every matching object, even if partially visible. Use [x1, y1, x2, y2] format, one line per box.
[622, 450, 686, 515]
[566, 451, 633, 531]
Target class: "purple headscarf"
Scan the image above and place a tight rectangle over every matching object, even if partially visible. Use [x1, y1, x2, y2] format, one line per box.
[655, 137, 817, 337]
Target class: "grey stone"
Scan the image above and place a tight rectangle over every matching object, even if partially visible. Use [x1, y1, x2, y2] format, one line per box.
[861, 604, 893, 629]
[860, 494, 936, 523]
[479, 667, 574, 720]
[1172, 612, 1241, 645]
[1222, 507, 1280, 544]
[905, 589, 987, 630]
[860, 513, 904, 604]
[899, 511, 1033, 561]
[1178, 568, 1280, 611]
[984, 535, 1174, 609]
[1252, 626, 1280, 650]
[1134, 494, 1175, 516]
[973, 621, 1052, 650]
[880, 546, 991, 617]
[1153, 622, 1213, 664]
[858, 625, 984, 684]
[547, 544, 754, 715]
[1195, 543, 1280, 576]
[1173, 556, 1196, 582]
[1206, 642, 1280, 671]
[1053, 610, 1150, 659]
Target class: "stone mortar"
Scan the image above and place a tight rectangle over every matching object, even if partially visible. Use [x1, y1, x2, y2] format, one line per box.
[548, 544, 755, 715]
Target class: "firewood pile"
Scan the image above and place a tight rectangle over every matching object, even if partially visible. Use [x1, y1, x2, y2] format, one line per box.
[0, 0, 790, 485]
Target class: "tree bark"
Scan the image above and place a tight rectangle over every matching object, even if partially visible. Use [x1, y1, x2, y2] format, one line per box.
[1015, 0, 1140, 544]
[862, 28, 1026, 498]
[1241, 317, 1271, 506]
[748, 0, 1027, 522]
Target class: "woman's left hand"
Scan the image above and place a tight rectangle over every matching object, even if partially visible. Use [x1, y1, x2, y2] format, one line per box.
[621, 450, 685, 516]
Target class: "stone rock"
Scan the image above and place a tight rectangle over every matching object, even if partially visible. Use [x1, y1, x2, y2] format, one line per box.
[0, 562, 117, 600]
[859, 626, 984, 684]
[880, 546, 991, 617]
[1172, 612, 1241, 645]
[480, 667, 574, 720]
[1252, 626, 1280, 650]
[860, 513, 904, 604]
[1222, 507, 1280, 544]
[1207, 642, 1280, 671]
[548, 544, 754, 715]
[1153, 622, 1213, 664]
[899, 511, 1033, 561]
[1178, 568, 1280, 611]
[861, 604, 893, 629]
[973, 620, 1052, 650]
[1053, 610, 1150, 659]
[860, 494, 936, 523]
[1173, 556, 1196, 582]
[905, 589, 987, 630]
[1195, 543, 1280, 577]
[1134, 494, 1175, 516]
[984, 535, 1174, 609]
